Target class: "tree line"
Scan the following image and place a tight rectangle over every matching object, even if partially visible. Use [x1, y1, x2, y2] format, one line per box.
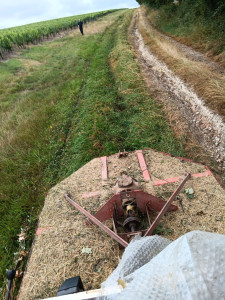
[136, 0, 225, 18]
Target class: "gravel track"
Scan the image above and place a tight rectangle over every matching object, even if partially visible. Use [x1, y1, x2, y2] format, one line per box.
[147, 18, 225, 75]
[131, 13, 225, 174]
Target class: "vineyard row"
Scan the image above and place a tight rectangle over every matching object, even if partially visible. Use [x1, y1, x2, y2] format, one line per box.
[0, 9, 118, 57]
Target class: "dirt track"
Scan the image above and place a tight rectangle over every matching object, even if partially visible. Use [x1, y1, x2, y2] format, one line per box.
[129, 9, 225, 184]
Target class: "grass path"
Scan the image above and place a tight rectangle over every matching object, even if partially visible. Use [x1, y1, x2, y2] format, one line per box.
[0, 9, 183, 296]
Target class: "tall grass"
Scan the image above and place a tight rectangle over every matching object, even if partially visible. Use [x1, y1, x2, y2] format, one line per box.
[145, 2, 225, 63]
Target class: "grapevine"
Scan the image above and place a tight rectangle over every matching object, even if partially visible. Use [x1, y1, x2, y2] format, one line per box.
[0, 10, 118, 56]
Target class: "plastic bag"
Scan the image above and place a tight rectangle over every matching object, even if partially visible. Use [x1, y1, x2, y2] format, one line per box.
[101, 231, 225, 299]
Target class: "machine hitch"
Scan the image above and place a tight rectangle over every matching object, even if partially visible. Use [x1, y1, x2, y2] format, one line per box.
[65, 172, 190, 247]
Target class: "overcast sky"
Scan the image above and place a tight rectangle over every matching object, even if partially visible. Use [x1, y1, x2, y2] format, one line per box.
[0, 0, 139, 29]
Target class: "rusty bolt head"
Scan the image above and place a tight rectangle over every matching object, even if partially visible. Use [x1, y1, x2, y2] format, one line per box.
[118, 174, 133, 188]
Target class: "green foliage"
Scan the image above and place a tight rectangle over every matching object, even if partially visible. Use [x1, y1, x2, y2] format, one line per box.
[153, 223, 172, 235]
[0, 10, 118, 54]
[147, 0, 225, 54]
[138, 0, 225, 18]
[108, 11, 184, 156]
[0, 23, 102, 294]
[137, 0, 173, 8]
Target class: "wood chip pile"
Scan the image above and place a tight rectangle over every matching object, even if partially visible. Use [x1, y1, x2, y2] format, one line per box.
[19, 149, 225, 299]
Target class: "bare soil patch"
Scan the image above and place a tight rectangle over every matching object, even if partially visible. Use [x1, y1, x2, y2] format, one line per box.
[18, 58, 41, 68]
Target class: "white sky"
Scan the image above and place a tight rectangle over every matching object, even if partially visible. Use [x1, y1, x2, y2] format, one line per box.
[0, 0, 139, 29]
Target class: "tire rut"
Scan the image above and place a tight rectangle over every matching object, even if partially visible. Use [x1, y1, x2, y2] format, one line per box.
[129, 12, 225, 182]
[141, 10, 225, 75]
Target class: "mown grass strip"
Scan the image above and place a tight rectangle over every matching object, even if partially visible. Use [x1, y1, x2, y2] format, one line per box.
[57, 23, 125, 177]
[58, 11, 184, 181]
[0, 25, 106, 293]
[110, 12, 184, 154]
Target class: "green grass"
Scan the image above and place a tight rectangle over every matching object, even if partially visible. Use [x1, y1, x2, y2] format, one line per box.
[147, 4, 225, 55]
[58, 11, 183, 178]
[0, 22, 101, 295]
[0, 9, 184, 297]
[109, 12, 183, 154]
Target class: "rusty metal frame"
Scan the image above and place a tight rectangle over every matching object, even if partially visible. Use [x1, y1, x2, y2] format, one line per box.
[65, 173, 190, 248]
[146, 203, 151, 226]
[144, 172, 191, 236]
[64, 194, 128, 248]
[94, 190, 178, 223]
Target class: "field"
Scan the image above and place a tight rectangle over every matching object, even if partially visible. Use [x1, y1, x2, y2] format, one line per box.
[0, 9, 184, 297]
[1, 3, 225, 298]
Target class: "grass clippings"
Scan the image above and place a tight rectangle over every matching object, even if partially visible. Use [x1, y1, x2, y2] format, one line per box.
[19, 149, 225, 299]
